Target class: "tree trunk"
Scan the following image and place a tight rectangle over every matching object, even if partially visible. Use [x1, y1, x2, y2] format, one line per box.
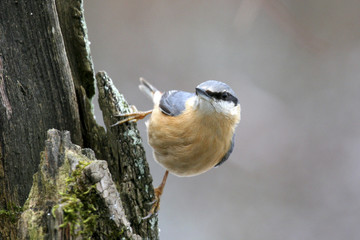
[0, 0, 158, 239]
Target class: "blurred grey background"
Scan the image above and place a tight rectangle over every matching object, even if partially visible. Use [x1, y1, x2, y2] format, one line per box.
[84, 0, 360, 239]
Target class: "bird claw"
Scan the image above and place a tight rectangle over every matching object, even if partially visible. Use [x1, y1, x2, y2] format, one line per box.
[142, 190, 161, 220]
[146, 199, 158, 206]
[142, 199, 160, 220]
[142, 171, 169, 220]
[142, 211, 158, 220]
[111, 109, 152, 126]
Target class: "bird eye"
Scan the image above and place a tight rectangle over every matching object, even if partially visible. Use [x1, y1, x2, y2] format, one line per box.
[221, 92, 229, 100]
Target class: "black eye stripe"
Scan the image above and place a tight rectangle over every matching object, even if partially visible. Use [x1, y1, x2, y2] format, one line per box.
[206, 90, 222, 99]
[206, 90, 238, 105]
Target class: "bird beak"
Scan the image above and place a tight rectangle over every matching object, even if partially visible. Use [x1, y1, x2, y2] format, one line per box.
[195, 87, 211, 100]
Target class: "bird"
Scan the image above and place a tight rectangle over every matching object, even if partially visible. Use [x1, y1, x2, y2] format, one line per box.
[113, 78, 241, 218]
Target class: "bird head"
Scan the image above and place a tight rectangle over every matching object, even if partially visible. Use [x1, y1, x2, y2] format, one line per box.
[195, 80, 240, 120]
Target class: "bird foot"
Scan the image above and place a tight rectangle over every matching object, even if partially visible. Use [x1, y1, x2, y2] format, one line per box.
[143, 171, 169, 219]
[142, 187, 163, 219]
[111, 107, 152, 126]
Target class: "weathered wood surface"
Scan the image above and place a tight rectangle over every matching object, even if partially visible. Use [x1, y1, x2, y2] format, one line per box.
[18, 129, 146, 239]
[96, 71, 158, 237]
[0, 0, 82, 210]
[0, 0, 158, 238]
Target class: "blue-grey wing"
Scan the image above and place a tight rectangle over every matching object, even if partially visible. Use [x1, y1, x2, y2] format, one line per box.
[159, 90, 194, 116]
[215, 134, 235, 167]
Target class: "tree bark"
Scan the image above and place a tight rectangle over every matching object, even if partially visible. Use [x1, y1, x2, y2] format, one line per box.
[0, 0, 158, 239]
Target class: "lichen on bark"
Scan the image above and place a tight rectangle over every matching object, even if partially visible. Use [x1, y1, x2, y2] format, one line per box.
[1, 0, 159, 238]
[96, 71, 158, 237]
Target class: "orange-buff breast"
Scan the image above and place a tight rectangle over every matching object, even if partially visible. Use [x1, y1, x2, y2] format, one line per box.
[147, 105, 239, 177]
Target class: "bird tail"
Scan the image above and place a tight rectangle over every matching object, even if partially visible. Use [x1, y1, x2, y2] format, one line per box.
[139, 77, 159, 100]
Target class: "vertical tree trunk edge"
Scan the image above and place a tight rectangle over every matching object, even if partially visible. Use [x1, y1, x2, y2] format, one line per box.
[0, 0, 159, 238]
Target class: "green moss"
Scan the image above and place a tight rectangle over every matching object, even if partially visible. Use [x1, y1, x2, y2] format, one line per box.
[23, 151, 61, 210]
[0, 202, 23, 223]
[53, 160, 99, 239]
[23, 210, 45, 239]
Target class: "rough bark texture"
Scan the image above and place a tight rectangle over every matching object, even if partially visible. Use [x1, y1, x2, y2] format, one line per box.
[55, 0, 96, 99]
[17, 129, 146, 239]
[0, 1, 82, 237]
[0, 0, 158, 239]
[96, 72, 157, 237]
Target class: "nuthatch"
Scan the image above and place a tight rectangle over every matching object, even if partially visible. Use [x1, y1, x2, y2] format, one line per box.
[114, 78, 241, 217]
